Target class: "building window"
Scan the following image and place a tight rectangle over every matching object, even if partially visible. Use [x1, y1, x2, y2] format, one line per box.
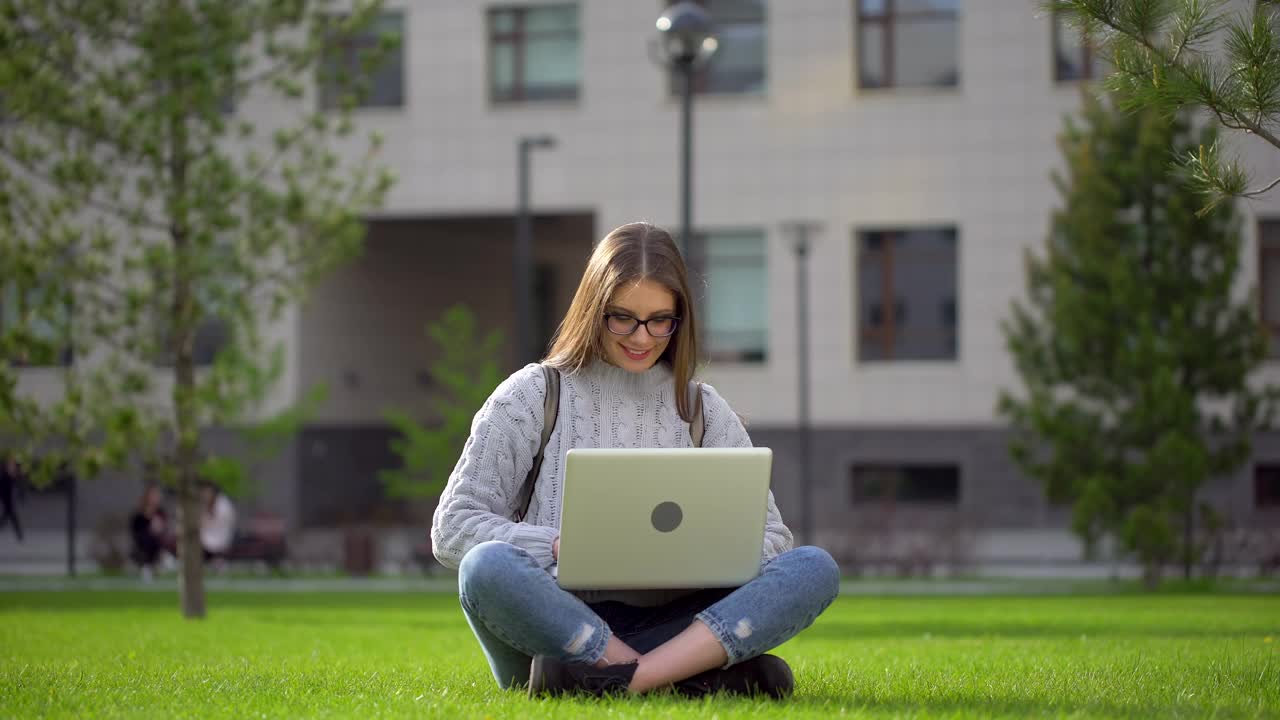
[319, 11, 405, 110]
[851, 464, 961, 506]
[689, 230, 768, 363]
[151, 246, 234, 368]
[1257, 464, 1280, 509]
[857, 227, 958, 362]
[1052, 11, 1101, 82]
[153, 294, 231, 368]
[1260, 220, 1280, 358]
[0, 281, 73, 367]
[857, 0, 960, 90]
[154, 319, 231, 368]
[489, 5, 580, 103]
[668, 0, 767, 95]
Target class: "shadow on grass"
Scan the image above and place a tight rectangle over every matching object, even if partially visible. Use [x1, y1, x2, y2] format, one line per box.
[250, 613, 462, 631]
[837, 577, 1278, 596]
[782, 692, 1261, 719]
[0, 591, 459, 613]
[800, 619, 1266, 640]
[514, 688, 1264, 719]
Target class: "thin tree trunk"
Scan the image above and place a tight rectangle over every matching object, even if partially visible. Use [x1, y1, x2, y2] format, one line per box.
[177, 464, 205, 618]
[173, 219, 205, 619]
[174, 249, 202, 619]
[173, 191, 202, 619]
[167, 0, 204, 619]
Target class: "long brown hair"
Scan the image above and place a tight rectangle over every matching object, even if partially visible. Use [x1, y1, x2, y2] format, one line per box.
[543, 222, 701, 422]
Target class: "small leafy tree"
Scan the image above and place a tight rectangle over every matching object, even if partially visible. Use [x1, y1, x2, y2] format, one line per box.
[0, 1, 395, 617]
[1048, 0, 1280, 210]
[998, 91, 1277, 588]
[381, 305, 506, 502]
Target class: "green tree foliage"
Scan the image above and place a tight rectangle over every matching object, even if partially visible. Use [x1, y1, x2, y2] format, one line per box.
[1048, 0, 1280, 210]
[381, 305, 505, 502]
[998, 92, 1277, 588]
[0, 2, 395, 617]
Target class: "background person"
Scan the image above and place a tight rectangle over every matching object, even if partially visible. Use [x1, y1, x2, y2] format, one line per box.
[0, 451, 25, 542]
[130, 484, 173, 580]
[200, 483, 237, 563]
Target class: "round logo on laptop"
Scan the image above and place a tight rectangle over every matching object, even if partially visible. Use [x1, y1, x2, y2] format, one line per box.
[651, 501, 683, 533]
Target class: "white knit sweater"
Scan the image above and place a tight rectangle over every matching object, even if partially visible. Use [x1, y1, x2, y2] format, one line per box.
[430, 360, 794, 606]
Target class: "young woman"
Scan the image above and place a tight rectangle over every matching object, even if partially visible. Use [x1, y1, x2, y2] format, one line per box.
[199, 483, 237, 562]
[431, 222, 839, 698]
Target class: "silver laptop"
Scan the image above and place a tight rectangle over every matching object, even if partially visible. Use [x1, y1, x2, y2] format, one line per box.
[556, 447, 773, 590]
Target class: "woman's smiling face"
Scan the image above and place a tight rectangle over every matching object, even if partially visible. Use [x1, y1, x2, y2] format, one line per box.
[600, 279, 677, 372]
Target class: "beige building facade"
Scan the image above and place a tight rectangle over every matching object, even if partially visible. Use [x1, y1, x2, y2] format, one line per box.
[9, 1, 1279, 574]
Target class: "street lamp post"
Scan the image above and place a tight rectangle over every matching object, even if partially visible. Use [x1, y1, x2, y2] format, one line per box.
[515, 135, 556, 366]
[654, 2, 717, 254]
[784, 220, 821, 546]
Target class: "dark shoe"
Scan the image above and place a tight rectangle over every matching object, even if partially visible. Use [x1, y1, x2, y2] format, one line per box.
[528, 655, 638, 697]
[675, 654, 794, 699]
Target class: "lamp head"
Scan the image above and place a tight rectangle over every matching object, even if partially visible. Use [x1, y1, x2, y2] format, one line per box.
[656, 2, 716, 65]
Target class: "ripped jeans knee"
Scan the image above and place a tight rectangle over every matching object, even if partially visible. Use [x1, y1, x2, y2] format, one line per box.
[694, 546, 840, 667]
[457, 541, 613, 675]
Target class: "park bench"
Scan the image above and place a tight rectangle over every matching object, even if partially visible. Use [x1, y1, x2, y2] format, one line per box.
[412, 536, 451, 575]
[221, 512, 288, 574]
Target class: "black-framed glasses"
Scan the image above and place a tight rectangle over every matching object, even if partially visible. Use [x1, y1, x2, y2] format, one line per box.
[603, 313, 680, 338]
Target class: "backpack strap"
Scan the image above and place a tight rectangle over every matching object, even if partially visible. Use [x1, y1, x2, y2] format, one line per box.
[514, 364, 560, 522]
[513, 369, 702, 521]
[689, 381, 705, 448]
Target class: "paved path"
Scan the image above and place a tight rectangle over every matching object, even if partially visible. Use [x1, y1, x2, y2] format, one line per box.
[2, 575, 1276, 595]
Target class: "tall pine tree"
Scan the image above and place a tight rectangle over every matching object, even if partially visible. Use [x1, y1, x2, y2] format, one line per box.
[999, 91, 1277, 588]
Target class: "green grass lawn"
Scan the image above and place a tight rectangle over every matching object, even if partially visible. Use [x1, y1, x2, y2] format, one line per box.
[1, 590, 1277, 718]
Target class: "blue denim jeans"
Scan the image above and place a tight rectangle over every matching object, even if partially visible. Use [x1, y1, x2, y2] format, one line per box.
[456, 540, 841, 689]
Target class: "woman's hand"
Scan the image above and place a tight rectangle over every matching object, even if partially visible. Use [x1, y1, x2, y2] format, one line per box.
[553, 537, 560, 561]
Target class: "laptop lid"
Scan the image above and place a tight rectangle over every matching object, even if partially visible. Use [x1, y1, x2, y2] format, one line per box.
[556, 447, 773, 590]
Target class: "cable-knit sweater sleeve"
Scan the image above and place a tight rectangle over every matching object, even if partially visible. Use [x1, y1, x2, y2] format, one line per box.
[699, 383, 796, 565]
[430, 364, 561, 570]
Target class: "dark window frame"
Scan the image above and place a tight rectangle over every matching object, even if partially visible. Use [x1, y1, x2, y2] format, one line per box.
[488, 4, 581, 103]
[856, 226, 959, 363]
[1254, 463, 1280, 509]
[1051, 10, 1099, 83]
[318, 10, 406, 110]
[856, 0, 960, 90]
[150, 243, 237, 369]
[152, 317, 232, 369]
[850, 463, 962, 507]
